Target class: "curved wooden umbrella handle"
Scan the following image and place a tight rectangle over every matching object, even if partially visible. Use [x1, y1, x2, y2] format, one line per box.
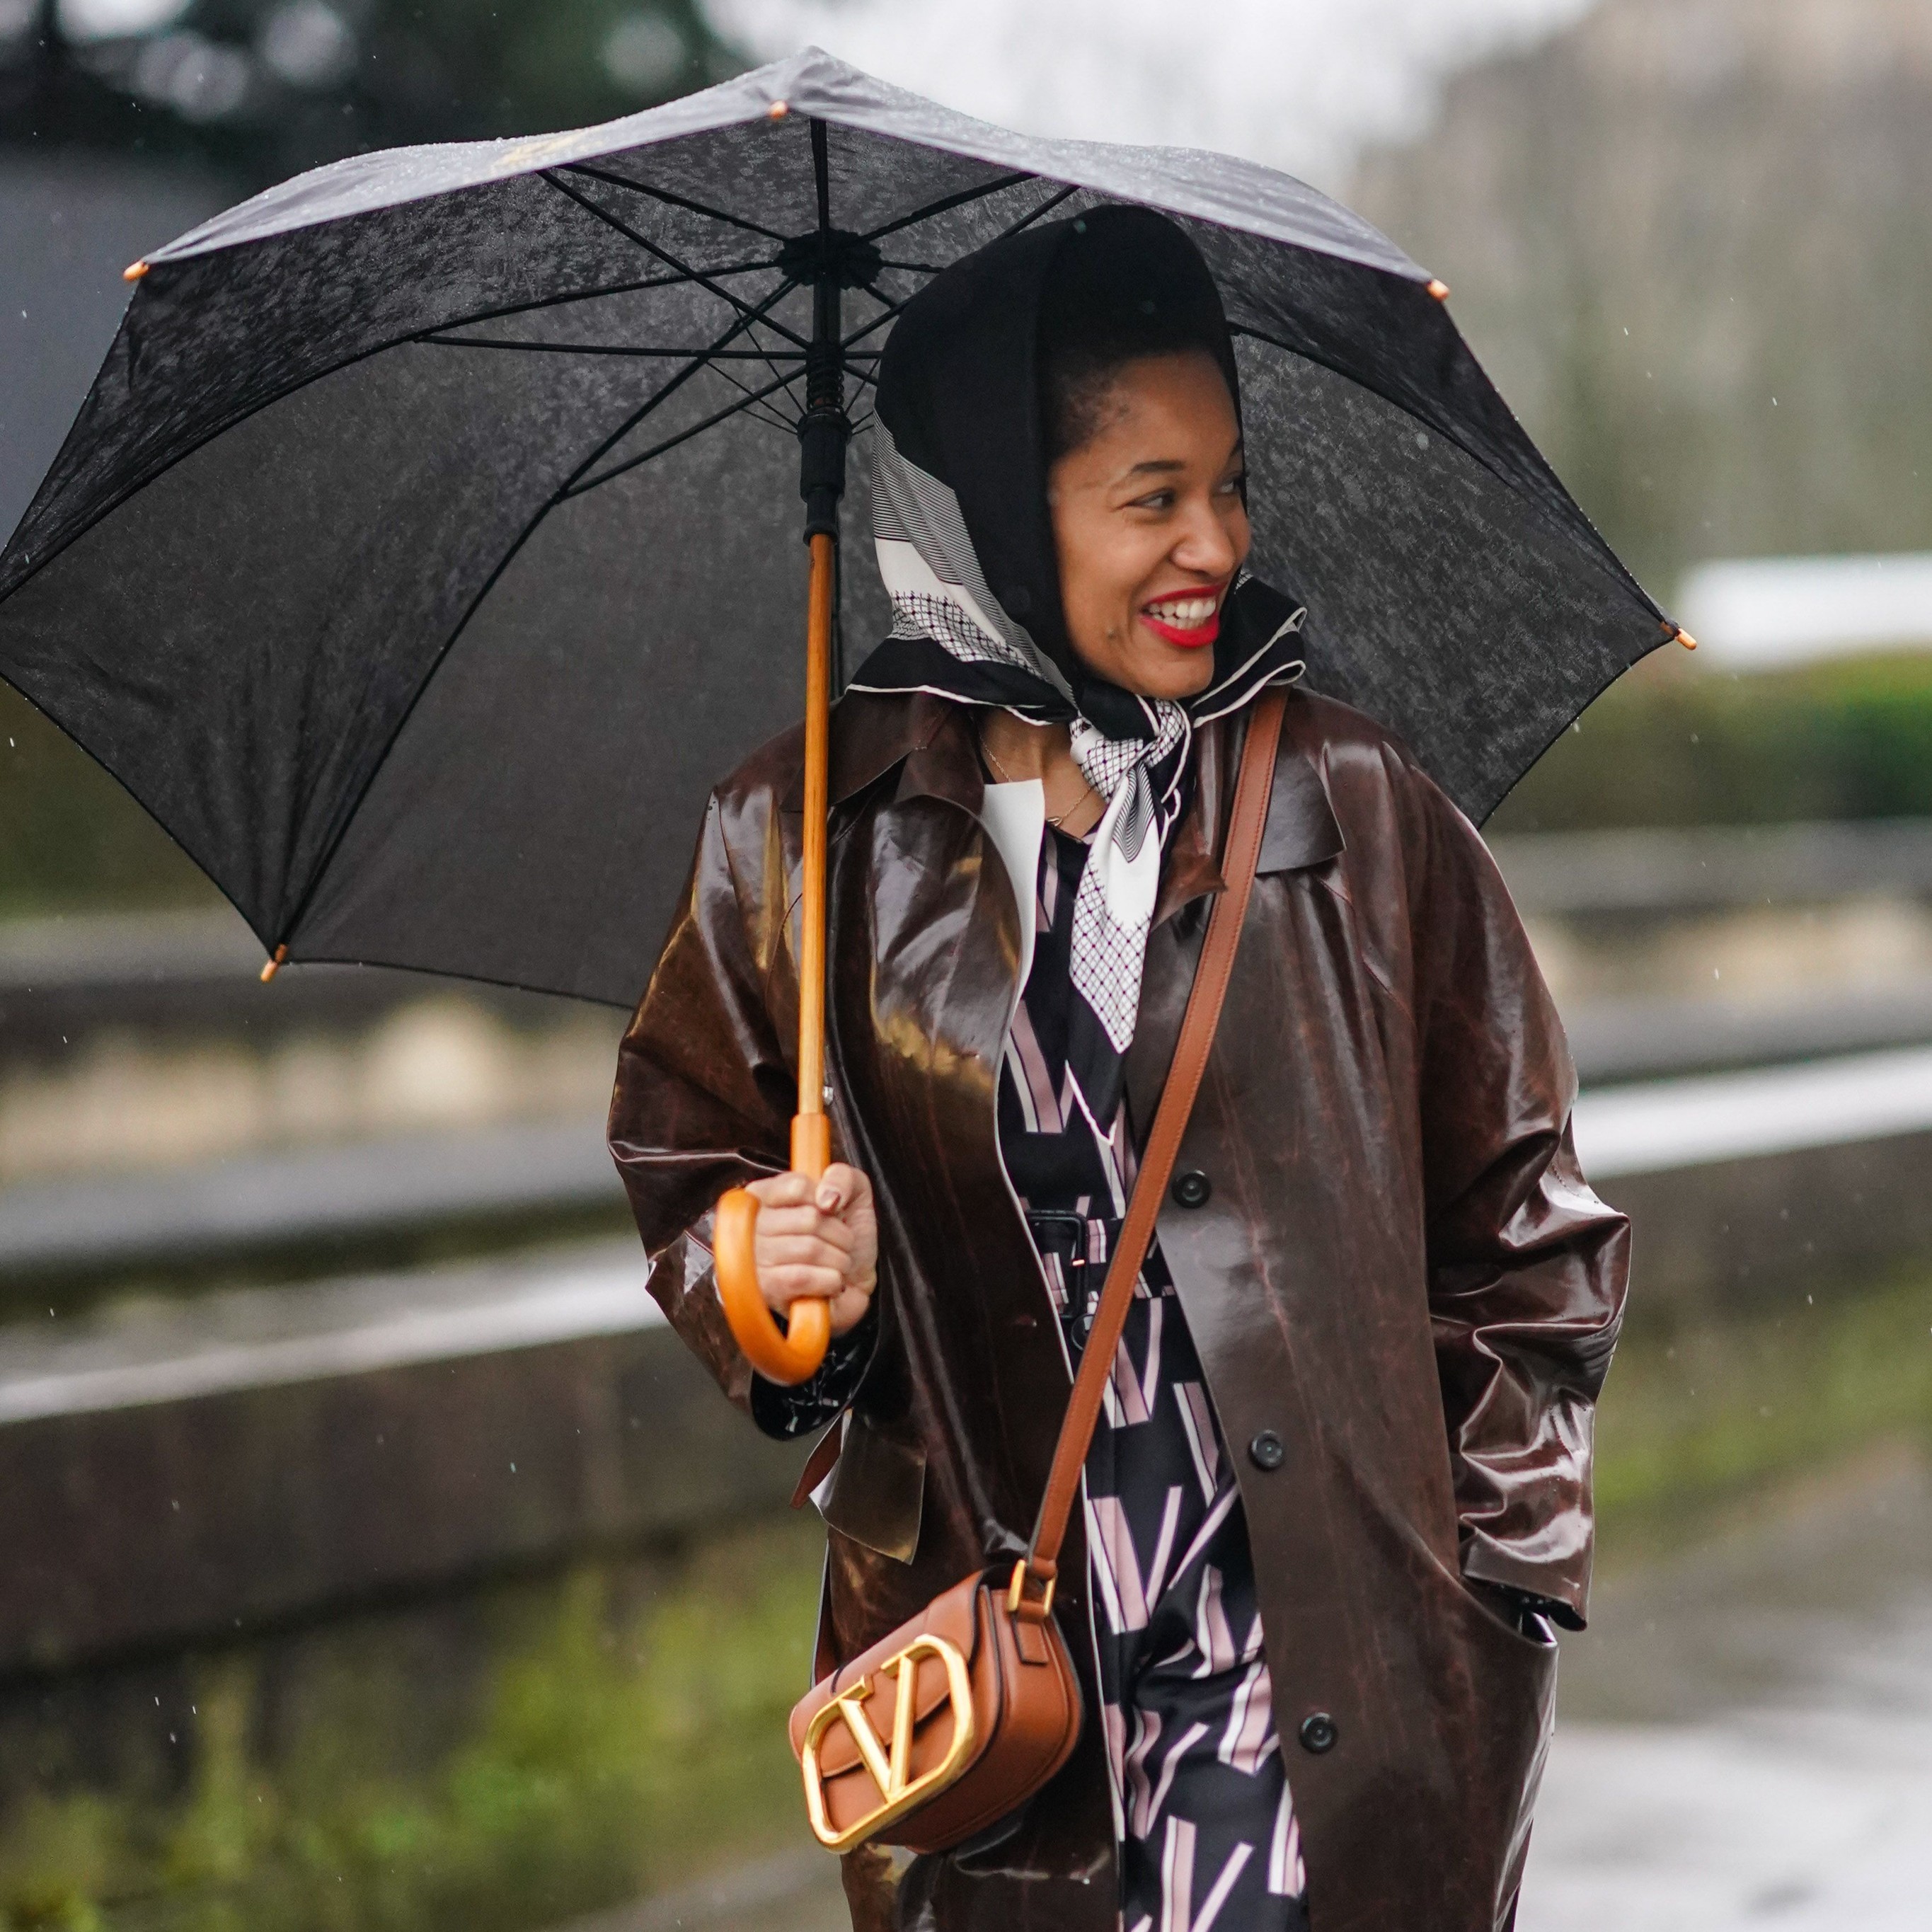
[717, 530, 841, 1386]
[715, 1113, 834, 1386]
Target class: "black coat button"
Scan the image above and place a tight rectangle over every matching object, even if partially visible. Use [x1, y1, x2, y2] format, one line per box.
[1248, 1430, 1285, 1471]
[1299, 1713, 1338, 1755]
[1172, 1170, 1212, 1209]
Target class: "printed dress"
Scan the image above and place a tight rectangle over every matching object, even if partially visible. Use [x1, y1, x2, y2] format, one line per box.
[999, 823, 1309, 1932]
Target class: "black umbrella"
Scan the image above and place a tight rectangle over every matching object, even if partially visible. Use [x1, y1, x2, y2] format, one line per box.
[0, 44, 1681, 1018]
[1, 47, 1685, 1377]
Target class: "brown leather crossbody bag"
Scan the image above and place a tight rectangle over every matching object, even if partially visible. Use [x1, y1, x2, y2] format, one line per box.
[786, 690, 1286, 1857]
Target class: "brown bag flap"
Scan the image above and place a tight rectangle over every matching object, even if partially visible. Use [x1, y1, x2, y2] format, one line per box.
[789, 1568, 985, 1766]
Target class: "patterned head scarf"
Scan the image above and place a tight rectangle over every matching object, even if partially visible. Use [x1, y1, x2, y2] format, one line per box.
[849, 207, 1305, 1078]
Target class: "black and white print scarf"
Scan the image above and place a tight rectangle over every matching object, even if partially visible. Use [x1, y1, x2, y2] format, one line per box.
[851, 421, 1305, 1062]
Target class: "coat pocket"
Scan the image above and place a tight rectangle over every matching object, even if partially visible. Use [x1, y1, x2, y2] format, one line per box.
[1422, 1563, 1559, 1929]
[823, 1408, 927, 1563]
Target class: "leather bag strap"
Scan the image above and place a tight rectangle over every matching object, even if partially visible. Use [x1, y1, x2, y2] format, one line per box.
[1021, 689, 1287, 1594]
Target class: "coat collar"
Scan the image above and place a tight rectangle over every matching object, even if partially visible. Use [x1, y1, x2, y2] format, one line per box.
[1148, 698, 1349, 924]
[803, 688, 1342, 909]
[781, 690, 982, 815]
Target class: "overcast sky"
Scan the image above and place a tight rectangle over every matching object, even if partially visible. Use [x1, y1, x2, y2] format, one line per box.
[703, 0, 1601, 188]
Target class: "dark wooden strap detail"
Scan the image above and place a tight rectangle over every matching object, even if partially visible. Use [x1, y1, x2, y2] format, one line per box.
[1023, 690, 1287, 1589]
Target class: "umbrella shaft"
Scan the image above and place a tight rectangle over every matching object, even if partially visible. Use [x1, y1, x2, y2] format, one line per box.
[795, 528, 835, 1172]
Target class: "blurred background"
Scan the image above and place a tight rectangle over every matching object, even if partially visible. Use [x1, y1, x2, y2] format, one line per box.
[4, 0, 1931, 1926]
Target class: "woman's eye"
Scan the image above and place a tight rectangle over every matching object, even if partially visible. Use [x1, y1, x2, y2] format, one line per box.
[1217, 473, 1248, 497]
[1129, 490, 1176, 511]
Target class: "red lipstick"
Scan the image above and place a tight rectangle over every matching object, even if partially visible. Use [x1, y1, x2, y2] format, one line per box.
[1139, 587, 1225, 650]
[1141, 611, 1219, 649]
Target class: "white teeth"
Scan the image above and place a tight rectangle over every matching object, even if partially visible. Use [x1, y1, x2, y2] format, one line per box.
[1146, 595, 1215, 626]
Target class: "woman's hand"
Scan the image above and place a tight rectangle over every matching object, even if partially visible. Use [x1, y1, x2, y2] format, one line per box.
[743, 1163, 878, 1340]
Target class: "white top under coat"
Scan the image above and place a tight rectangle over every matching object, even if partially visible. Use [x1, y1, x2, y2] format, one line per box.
[978, 778, 1046, 1016]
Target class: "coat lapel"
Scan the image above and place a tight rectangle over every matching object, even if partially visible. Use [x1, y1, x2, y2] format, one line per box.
[1127, 696, 1344, 1134]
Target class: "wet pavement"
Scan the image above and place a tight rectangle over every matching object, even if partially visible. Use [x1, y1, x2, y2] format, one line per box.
[1522, 1445, 1932, 1929]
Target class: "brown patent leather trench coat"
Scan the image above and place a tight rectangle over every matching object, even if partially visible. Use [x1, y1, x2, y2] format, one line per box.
[609, 686, 1629, 1932]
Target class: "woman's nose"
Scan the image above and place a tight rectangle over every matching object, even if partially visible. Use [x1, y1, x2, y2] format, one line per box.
[1171, 496, 1240, 577]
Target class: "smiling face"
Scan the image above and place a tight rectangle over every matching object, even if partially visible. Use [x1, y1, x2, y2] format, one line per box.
[1045, 349, 1250, 703]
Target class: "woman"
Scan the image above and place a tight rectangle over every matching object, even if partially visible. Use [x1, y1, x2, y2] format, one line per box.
[609, 207, 1628, 1932]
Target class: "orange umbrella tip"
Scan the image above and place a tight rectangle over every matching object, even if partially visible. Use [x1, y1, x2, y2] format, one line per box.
[1677, 628, 1698, 650]
[1426, 278, 1450, 302]
[123, 260, 149, 283]
[767, 99, 790, 120]
[260, 943, 289, 982]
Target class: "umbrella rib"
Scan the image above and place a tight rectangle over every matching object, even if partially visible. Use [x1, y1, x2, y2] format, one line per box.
[422, 337, 807, 360]
[551, 276, 803, 497]
[706, 352, 805, 430]
[562, 370, 803, 498]
[986, 180, 1081, 242]
[540, 170, 811, 350]
[842, 282, 908, 351]
[840, 281, 919, 351]
[836, 182, 1079, 351]
[742, 313, 814, 408]
[540, 169, 810, 402]
[861, 171, 1036, 243]
[560, 163, 792, 242]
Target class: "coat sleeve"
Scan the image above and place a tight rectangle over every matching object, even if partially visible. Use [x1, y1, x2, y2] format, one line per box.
[606, 788, 870, 1438]
[1403, 761, 1630, 1628]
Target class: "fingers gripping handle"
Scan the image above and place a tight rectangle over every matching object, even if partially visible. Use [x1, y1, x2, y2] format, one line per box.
[715, 1112, 834, 1386]
[715, 1191, 829, 1384]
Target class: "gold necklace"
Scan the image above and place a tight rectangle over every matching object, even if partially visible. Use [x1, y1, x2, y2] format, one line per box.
[982, 735, 1098, 829]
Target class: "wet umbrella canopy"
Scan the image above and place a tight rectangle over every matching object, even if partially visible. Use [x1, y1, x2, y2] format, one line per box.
[0, 47, 1674, 1011]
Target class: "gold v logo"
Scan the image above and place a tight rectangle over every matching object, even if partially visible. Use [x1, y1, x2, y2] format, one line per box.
[800, 1633, 977, 1852]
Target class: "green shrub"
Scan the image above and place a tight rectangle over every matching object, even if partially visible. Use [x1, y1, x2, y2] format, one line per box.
[1594, 1269, 1932, 1560]
[1492, 650, 1932, 832]
[0, 1522, 824, 1932]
